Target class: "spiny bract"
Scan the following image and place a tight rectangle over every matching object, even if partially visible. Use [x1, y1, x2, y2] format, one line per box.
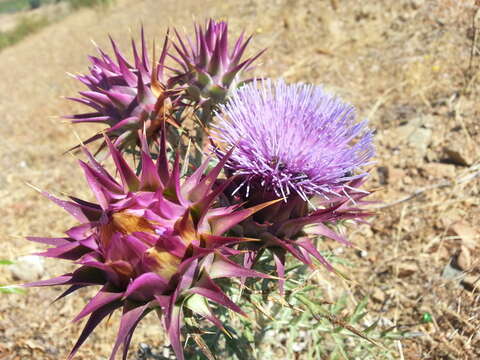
[26, 131, 274, 360]
[170, 19, 264, 112]
[68, 30, 179, 153]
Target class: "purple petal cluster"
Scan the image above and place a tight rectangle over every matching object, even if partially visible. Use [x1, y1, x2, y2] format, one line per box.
[68, 30, 179, 151]
[213, 79, 374, 200]
[171, 19, 264, 105]
[68, 23, 263, 151]
[26, 131, 272, 360]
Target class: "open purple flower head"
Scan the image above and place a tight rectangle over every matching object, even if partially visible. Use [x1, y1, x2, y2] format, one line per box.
[212, 79, 375, 290]
[212, 79, 375, 201]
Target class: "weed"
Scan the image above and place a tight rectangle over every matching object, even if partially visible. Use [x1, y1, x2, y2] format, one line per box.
[67, 0, 112, 10]
[0, 0, 55, 14]
[0, 15, 50, 51]
[176, 259, 410, 360]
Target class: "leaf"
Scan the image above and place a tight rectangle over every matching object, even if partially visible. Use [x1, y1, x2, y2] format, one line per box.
[0, 259, 14, 265]
[348, 296, 369, 324]
[295, 294, 383, 350]
[363, 319, 380, 334]
[0, 285, 26, 294]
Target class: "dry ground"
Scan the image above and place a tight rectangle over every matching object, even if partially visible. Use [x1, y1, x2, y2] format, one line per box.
[0, 0, 479, 359]
[0, 2, 70, 33]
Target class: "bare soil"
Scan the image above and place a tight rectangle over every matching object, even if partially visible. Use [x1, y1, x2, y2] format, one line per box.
[0, 0, 479, 359]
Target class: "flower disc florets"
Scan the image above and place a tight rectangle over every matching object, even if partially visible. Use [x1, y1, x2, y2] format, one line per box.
[212, 79, 375, 288]
[26, 132, 273, 360]
[212, 79, 375, 201]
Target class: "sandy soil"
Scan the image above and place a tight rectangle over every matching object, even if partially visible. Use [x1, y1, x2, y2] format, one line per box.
[0, 0, 479, 359]
[0, 2, 70, 32]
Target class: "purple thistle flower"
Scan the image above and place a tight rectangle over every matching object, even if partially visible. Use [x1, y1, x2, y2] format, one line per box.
[67, 29, 180, 153]
[25, 130, 275, 360]
[213, 78, 374, 201]
[212, 79, 375, 290]
[170, 19, 265, 110]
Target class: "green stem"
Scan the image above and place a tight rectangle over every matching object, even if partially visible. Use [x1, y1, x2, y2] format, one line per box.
[193, 103, 214, 167]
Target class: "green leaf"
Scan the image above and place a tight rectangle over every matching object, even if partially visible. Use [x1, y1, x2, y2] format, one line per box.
[363, 319, 380, 334]
[0, 259, 14, 265]
[348, 296, 369, 324]
[421, 312, 433, 323]
[0, 285, 26, 294]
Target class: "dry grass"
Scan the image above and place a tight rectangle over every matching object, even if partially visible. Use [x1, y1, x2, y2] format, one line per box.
[0, 0, 479, 358]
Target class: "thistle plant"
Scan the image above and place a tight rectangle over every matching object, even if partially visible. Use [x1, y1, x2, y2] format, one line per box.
[26, 130, 278, 360]
[23, 20, 378, 359]
[212, 79, 374, 288]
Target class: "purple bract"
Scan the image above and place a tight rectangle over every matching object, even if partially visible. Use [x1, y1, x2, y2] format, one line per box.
[25, 130, 274, 360]
[171, 19, 264, 107]
[67, 30, 179, 152]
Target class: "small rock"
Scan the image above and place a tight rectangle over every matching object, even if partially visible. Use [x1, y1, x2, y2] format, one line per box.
[403, 175, 413, 185]
[456, 246, 471, 271]
[372, 288, 386, 303]
[397, 262, 417, 278]
[8, 255, 44, 282]
[162, 346, 172, 359]
[407, 127, 432, 155]
[378, 317, 394, 327]
[359, 250, 368, 258]
[435, 243, 450, 260]
[443, 144, 475, 166]
[333, 247, 344, 255]
[442, 260, 463, 280]
[292, 341, 306, 352]
[383, 117, 433, 156]
[377, 166, 389, 185]
[450, 221, 478, 250]
[461, 274, 480, 292]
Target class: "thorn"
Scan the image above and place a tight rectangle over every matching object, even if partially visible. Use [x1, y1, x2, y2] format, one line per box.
[72, 129, 85, 147]
[25, 182, 42, 193]
[181, 137, 191, 176]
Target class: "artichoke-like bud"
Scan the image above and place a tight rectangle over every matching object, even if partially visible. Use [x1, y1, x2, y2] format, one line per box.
[67, 29, 180, 153]
[212, 79, 375, 290]
[170, 19, 264, 113]
[25, 131, 275, 360]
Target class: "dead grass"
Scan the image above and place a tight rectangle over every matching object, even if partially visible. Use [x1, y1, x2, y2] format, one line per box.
[0, 0, 479, 358]
[0, 14, 50, 50]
